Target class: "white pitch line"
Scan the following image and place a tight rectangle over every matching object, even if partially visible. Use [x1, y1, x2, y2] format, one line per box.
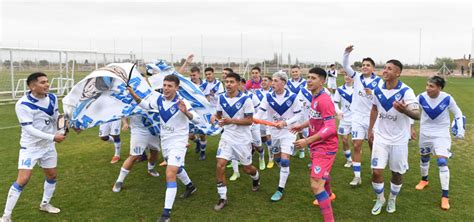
[0, 125, 19, 130]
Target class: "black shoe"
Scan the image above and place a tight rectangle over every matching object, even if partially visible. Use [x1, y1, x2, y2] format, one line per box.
[180, 185, 197, 198]
[214, 198, 227, 211]
[252, 178, 260, 192]
[157, 215, 170, 222]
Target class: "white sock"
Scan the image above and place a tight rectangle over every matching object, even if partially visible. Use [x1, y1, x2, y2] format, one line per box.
[147, 162, 155, 171]
[258, 147, 264, 160]
[217, 183, 227, 200]
[439, 166, 450, 191]
[250, 171, 259, 181]
[4, 183, 23, 216]
[266, 141, 273, 161]
[372, 182, 385, 200]
[344, 150, 352, 161]
[107, 136, 114, 143]
[116, 167, 129, 183]
[164, 182, 177, 209]
[114, 142, 121, 156]
[177, 168, 191, 186]
[389, 182, 402, 200]
[420, 156, 430, 178]
[279, 166, 290, 188]
[232, 160, 239, 174]
[353, 162, 361, 178]
[41, 179, 56, 204]
[199, 140, 207, 151]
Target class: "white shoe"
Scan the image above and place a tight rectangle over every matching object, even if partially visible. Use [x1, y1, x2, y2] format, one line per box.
[40, 203, 61, 214]
[229, 172, 240, 181]
[344, 161, 353, 168]
[1, 215, 12, 222]
[386, 198, 396, 213]
[112, 182, 123, 193]
[371, 198, 386, 215]
[349, 176, 362, 186]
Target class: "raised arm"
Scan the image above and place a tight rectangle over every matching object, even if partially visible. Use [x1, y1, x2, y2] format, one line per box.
[343, 45, 356, 78]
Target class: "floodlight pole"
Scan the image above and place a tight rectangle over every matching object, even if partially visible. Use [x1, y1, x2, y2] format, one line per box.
[418, 28, 422, 75]
[10, 50, 14, 98]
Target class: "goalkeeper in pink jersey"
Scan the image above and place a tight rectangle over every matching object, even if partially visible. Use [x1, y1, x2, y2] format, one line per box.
[292, 67, 338, 222]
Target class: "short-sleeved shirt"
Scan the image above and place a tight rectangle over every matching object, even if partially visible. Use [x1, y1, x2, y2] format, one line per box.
[217, 91, 254, 144]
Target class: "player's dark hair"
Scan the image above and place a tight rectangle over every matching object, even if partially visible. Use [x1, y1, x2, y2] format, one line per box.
[190, 66, 200, 73]
[251, 66, 261, 73]
[164, 74, 180, 86]
[308, 67, 327, 80]
[291, 65, 300, 69]
[223, 67, 233, 72]
[262, 75, 271, 81]
[428, 76, 446, 89]
[240, 78, 246, 84]
[330, 64, 335, 67]
[226, 72, 241, 82]
[386, 59, 403, 72]
[362, 57, 375, 67]
[204, 67, 214, 73]
[27, 72, 47, 86]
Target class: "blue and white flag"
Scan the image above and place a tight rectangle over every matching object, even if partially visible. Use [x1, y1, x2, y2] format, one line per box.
[147, 60, 221, 135]
[63, 63, 152, 129]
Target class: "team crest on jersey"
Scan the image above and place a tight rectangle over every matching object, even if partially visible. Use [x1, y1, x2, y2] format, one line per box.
[235, 102, 242, 109]
[285, 100, 293, 107]
[45, 120, 51, 125]
[371, 81, 377, 87]
[395, 93, 402, 101]
[175, 156, 181, 161]
[170, 106, 177, 114]
[314, 165, 321, 174]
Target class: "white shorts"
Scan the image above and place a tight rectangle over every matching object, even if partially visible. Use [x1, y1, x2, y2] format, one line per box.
[351, 117, 369, 140]
[251, 124, 262, 147]
[338, 122, 352, 136]
[18, 146, 57, 169]
[162, 147, 187, 167]
[130, 134, 161, 156]
[419, 134, 452, 158]
[260, 125, 269, 137]
[99, 120, 122, 137]
[271, 136, 296, 155]
[371, 139, 409, 174]
[216, 138, 252, 166]
[327, 78, 337, 89]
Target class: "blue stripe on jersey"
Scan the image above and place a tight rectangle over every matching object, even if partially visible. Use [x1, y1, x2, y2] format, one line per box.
[157, 95, 180, 123]
[337, 88, 352, 103]
[300, 88, 312, 103]
[20, 94, 56, 116]
[374, 83, 410, 112]
[266, 92, 298, 116]
[219, 93, 249, 118]
[26, 92, 39, 103]
[419, 95, 450, 120]
[20, 122, 32, 126]
[255, 90, 265, 101]
[200, 81, 208, 91]
[211, 81, 222, 94]
[287, 80, 306, 94]
[360, 73, 381, 89]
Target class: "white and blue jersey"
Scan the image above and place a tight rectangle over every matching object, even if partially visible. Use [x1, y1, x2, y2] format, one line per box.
[286, 78, 307, 94]
[256, 89, 302, 139]
[333, 84, 354, 124]
[418, 91, 463, 138]
[216, 91, 254, 144]
[16, 92, 59, 149]
[201, 79, 225, 107]
[372, 80, 417, 145]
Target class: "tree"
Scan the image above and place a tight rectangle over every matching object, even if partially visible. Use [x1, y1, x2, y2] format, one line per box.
[353, 61, 362, 68]
[434, 57, 456, 70]
[39, 60, 49, 66]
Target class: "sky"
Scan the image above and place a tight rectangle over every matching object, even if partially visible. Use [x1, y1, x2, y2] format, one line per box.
[0, 0, 472, 65]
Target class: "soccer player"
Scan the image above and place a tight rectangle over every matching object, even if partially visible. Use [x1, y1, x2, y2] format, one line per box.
[199, 67, 225, 160]
[1, 72, 66, 222]
[245, 66, 262, 92]
[256, 71, 302, 202]
[286, 65, 307, 158]
[293, 67, 337, 222]
[98, 119, 124, 164]
[326, 64, 338, 94]
[414, 76, 464, 210]
[255, 76, 274, 168]
[128, 75, 200, 222]
[343, 45, 383, 186]
[368, 60, 420, 215]
[112, 113, 161, 192]
[333, 75, 354, 167]
[212, 72, 261, 211]
[222, 67, 233, 82]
